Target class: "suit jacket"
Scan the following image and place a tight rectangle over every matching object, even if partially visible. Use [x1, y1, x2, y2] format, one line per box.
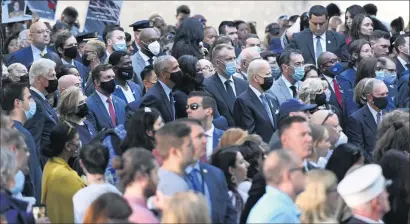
[213, 128, 224, 149]
[131, 51, 146, 86]
[267, 76, 294, 105]
[396, 73, 409, 108]
[394, 56, 406, 79]
[173, 90, 190, 119]
[24, 89, 58, 168]
[7, 46, 62, 69]
[268, 129, 282, 151]
[338, 68, 359, 116]
[240, 172, 266, 224]
[131, 41, 139, 54]
[347, 216, 373, 224]
[203, 74, 248, 127]
[233, 87, 279, 143]
[112, 80, 143, 104]
[321, 75, 345, 129]
[287, 29, 349, 65]
[199, 162, 237, 224]
[212, 116, 228, 131]
[73, 60, 89, 89]
[346, 104, 378, 163]
[139, 82, 175, 123]
[85, 92, 126, 132]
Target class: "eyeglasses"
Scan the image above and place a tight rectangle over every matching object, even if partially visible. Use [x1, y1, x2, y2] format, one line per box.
[289, 166, 306, 174]
[321, 110, 335, 125]
[321, 58, 339, 67]
[186, 103, 202, 110]
[32, 29, 51, 35]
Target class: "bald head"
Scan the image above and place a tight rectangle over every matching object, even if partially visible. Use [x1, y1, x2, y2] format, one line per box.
[29, 21, 50, 48]
[263, 150, 301, 185]
[240, 47, 261, 73]
[139, 28, 160, 45]
[248, 59, 270, 79]
[58, 75, 81, 93]
[317, 51, 338, 70]
[311, 109, 341, 133]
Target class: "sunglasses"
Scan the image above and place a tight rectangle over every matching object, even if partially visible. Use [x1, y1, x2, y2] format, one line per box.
[289, 166, 306, 174]
[321, 110, 335, 125]
[186, 103, 202, 110]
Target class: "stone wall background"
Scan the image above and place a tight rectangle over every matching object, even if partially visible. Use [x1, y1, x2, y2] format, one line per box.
[53, 1, 409, 38]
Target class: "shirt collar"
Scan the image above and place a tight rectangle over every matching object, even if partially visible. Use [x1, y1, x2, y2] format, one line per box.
[281, 75, 300, 89]
[367, 103, 382, 118]
[249, 84, 263, 98]
[31, 44, 47, 56]
[96, 89, 111, 103]
[205, 124, 214, 137]
[158, 80, 171, 97]
[106, 50, 111, 59]
[323, 74, 334, 82]
[30, 86, 46, 100]
[218, 73, 233, 84]
[353, 215, 384, 224]
[185, 160, 201, 174]
[139, 50, 151, 62]
[61, 58, 74, 65]
[312, 32, 326, 39]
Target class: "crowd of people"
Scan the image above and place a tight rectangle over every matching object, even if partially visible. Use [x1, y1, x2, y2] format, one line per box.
[1, 2, 409, 224]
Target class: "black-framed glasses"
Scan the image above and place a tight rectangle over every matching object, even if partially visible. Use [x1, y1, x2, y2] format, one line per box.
[186, 103, 202, 110]
[289, 166, 306, 174]
[321, 110, 335, 125]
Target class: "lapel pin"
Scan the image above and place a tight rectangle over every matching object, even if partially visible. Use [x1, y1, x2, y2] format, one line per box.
[202, 169, 208, 174]
[328, 40, 331, 43]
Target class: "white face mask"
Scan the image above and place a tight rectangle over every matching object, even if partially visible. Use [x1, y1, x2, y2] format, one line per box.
[325, 89, 331, 102]
[148, 41, 161, 56]
[335, 131, 348, 148]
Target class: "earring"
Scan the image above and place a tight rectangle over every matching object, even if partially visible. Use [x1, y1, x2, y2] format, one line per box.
[231, 175, 237, 184]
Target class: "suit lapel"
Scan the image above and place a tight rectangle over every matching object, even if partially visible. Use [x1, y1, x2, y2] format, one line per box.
[93, 94, 113, 127]
[247, 88, 274, 128]
[278, 78, 292, 100]
[114, 86, 126, 103]
[156, 83, 173, 119]
[199, 164, 218, 210]
[212, 75, 234, 113]
[30, 90, 57, 123]
[305, 30, 315, 62]
[363, 106, 377, 135]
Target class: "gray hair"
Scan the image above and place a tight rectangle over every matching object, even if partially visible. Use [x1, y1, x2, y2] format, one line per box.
[7, 63, 27, 82]
[29, 58, 56, 85]
[363, 78, 384, 100]
[0, 149, 17, 190]
[247, 59, 268, 80]
[153, 55, 175, 78]
[299, 78, 324, 104]
[0, 128, 26, 151]
[211, 44, 234, 62]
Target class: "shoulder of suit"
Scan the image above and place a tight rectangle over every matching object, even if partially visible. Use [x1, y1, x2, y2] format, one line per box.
[233, 76, 248, 86]
[112, 95, 126, 105]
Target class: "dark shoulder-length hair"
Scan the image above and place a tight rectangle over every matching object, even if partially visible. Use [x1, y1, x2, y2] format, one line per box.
[350, 14, 372, 41]
[120, 107, 162, 152]
[211, 146, 240, 192]
[325, 143, 363, 182]
[348, 39, 370, 67]
[355, 56, 377, 86]
[344, 5, 366, 36]
[171, 18, 204, 60]
[175, 55, 204, 94]
[3, 32, 20, 54]
[44, 122, 78, 158]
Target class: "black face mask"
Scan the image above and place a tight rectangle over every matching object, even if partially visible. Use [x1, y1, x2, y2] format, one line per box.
[45, 79, 58, 93]
[315, 93, 327, 106]
[82, 53, 91, 67]
[372, 96, 388, 110]
[100, 79, 116, 94]
[19, 74, 30, 84]
[75, 103, 89, 118]
[260, 76, 274, 91]
[117, 66, 134, 80]
[63, 46, 78, 59]
[169, 70, 183, 85]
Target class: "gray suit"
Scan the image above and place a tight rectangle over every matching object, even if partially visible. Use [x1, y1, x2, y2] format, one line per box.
[267, 76, 297, 105]
[131, 52, 146, 87]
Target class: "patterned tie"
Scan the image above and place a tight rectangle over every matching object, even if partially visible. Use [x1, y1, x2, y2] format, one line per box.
[376, 112, 381, 124]
[106, 98, 116, 126]
[315, 36, 323, 62]
[186, 169, 204, 194]
[260, 94, 274, 124]
[148, 58, 153, 65]
[333, 79, 343, 107]
[169, 92, 175, 120]
[290, 85, 297, 98]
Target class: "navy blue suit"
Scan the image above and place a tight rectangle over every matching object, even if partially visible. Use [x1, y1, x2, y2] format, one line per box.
[396, 73, 409, 108]
[233, 87, 279, 143]
[13, 121, 42, 203]
[394, 56, 407, 79]
[85, 92, 126, 132]
[73, 60, 89, 89]
[338, 68, 358, 115]
[170, 90, 188, 119]
[213, 128, 224, 149]
[386, 81, 397, 111]
[346, 105, 378, 163]
[203, 74, 248, 127]
[139, 82, 175, 123]
[112, 80, 143, 104]
[7, 46, 62, 69]
[199, 162, 237, 224]
[24, 89, 58, 169]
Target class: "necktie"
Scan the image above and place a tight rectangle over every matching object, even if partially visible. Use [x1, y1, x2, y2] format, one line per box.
[40, 52, 46, 58]
[224, 80, 236, 107]
[315, 36, 323, 61]
[260, 94, 274, 124]
[376, 112, 381, 124]
[290, 85, 297, 98]
[186, 169, 204, 194]
[405, 63, 410, 70]
[148, 58, 153, 65]
[169, 92, 175, 120]
[332, 79, 343, 106]
[106, 98, 117, 126]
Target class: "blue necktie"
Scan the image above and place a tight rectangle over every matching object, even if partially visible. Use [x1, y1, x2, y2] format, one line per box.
[315, 36, 323, 62]
[186, 169, 203, 194]
[260, 94, 274, 124]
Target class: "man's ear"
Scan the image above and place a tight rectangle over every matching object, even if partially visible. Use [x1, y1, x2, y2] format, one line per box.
[57, 47, 64, 55]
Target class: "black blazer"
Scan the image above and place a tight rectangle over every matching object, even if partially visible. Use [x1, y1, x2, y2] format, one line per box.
[394, 57, 406, 79]
[346, 105, 378, 163]
[347, 216, 372, 224]
[233, 87, 279, 143]
[396, 73, 409, 108]
[139, 82, 174, 123]
[288, 29, 349, 65]
[320, 75, 346, 130]
[24, 90, 58, 168]
[173, 90, 189, 119]
[203, 74, 248, 127]
[240, 172, 266, 224]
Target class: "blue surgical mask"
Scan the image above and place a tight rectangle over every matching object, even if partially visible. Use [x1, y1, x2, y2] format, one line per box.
[10, 170, 25, 195]
[113, 41, 127, 51]
[327, 62, 343, 76]
[225, 61, 237, 77]
[384, 73, 397, 85]
[375, 71, 385, 80]
[291, 66, 305, 81]
[24, 100, 36, 120]
[271, 66, 281, 79]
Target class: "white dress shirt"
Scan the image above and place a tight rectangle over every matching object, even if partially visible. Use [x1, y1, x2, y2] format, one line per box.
[397, 55, 409, 71]
[313, 33, 327, 63]
[323, 74, 336, 91]
[30, 87, 46, 100]
[281, 75, 301, 97]
[218, 74, 237, 96]
[96, 90, 115, 115]
[139, 50, 156, 66]
[367, 103, 383, 124]
[205, 124, 215, 159]
[249, 84, 263, 103]
[31, 44, 47, 62]
[61, 58, 74, 65]
[118, 84, 135, 103]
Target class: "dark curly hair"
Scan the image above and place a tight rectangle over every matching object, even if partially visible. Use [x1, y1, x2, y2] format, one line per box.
[171, 18, 204, 60]
[238, 141, 264, 179]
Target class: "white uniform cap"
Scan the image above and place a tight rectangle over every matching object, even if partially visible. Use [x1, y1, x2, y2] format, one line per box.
[337, 164, 387, 208]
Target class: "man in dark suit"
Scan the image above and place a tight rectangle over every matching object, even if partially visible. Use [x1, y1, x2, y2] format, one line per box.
[234, 59, 279, 143]
[54, 30, 89, 87]
[347, 79, 389, 163]
[139, 55, 181, 123]
[85, 64, 126, 132]
[393, 34, 409, 79]
[396, 72, 409, 108]
[337, 164, 391, 224]
[109, 51, 142, 105]
[182, 119, 237, 223]
[287, 5, 349, 65]
[129, 20, 152, 55]
[7, 21, 62, 69]
[203, 44, 248, 127]
[24, 59, 59, 169]
[186, 91, 224, 162]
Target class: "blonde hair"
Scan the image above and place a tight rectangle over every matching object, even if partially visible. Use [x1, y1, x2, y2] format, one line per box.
[86, 39, 106, 58]
[162, 191, 211, 224]
[57, 86, 82, 122]
[217, 128, 248, 148]
[296, 169, 338, 224]
[299, 78, 324, 104]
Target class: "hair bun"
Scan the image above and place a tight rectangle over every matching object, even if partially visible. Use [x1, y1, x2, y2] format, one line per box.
[111, 156, 123, 170]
